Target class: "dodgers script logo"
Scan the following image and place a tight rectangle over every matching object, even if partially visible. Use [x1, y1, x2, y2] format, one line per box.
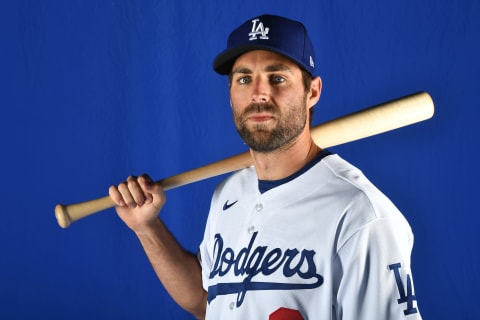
[249, 18, 269, 40]
[207, 232, 324, 307]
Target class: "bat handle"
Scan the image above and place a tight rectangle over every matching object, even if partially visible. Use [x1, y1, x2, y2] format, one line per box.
[55, 152, 252, 228]
[55, 196, 114, 228]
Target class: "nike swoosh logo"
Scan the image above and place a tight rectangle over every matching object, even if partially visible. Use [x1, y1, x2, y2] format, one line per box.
[223, 200, 238, 211]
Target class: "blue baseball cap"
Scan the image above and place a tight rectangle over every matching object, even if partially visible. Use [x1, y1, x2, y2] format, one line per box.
[213, 14, 316, 76]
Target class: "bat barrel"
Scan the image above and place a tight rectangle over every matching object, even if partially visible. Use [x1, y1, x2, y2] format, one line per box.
[311, 91, 434, 148]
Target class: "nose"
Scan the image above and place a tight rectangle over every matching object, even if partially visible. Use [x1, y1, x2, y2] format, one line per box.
[251, 78, 270, 103]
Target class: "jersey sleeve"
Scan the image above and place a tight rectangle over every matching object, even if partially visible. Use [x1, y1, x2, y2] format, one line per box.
[198, 178, 226, 292]
[332, 207, 422, 320]
[198, 202, 215, 292]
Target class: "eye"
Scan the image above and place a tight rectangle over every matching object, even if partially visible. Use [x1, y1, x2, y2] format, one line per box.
[270, 75, 286, 83]
[238, 76, 251, 84]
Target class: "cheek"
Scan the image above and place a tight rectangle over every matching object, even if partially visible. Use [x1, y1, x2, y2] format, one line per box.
[229, 92, 248, 115]
[229, 100, 243, 123]
[229, 88, 246, 107]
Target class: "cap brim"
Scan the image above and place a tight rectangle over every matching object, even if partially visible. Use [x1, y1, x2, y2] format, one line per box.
[213, 44, 308, 75]
[213, 45, 267, 75]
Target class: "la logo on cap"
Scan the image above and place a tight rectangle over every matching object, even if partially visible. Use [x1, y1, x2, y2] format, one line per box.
[249, 18, 269, 40]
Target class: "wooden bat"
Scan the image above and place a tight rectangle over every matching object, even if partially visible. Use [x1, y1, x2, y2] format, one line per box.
[55, 91, 434, 228]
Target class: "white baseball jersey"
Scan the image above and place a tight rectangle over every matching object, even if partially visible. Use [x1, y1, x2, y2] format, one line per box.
[199, 152, 422, 320]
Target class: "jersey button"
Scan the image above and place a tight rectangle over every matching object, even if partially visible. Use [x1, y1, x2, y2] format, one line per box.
[248, 226, 255, 234]
[255, 203, 263, 212]
[229, 302, 235, 310]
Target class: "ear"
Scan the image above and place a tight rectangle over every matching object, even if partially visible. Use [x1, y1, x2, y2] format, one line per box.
[307, 76, 322, 109]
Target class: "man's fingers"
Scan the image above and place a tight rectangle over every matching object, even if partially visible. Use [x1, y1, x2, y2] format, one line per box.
[109, 175, 163, 209]
[138, 174, 165, 207]
[124, 176, 145, 208]
[108, 185, 126, 207]
[115, 180, 136, 208]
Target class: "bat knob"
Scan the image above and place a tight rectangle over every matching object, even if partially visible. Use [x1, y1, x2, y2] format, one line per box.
[55, 204, 71, 228]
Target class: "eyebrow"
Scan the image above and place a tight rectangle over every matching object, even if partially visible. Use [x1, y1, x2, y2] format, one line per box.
[231, 67, 252, 75]
[265, 64, 293, 73]
[231, 64, 294, 75]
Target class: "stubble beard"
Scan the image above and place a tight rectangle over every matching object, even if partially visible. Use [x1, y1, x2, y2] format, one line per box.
[233, 97, 308, 154]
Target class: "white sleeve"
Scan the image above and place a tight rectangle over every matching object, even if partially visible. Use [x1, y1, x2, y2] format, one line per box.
[198, 206, 214, 293]
[198, 180, 224, 293]
[333, 216, 422, 320]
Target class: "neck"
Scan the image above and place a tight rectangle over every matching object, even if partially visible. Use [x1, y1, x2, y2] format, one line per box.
[250, 130, 322, 180]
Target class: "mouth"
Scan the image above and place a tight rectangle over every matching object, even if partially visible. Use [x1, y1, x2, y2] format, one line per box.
[247, 112, 275, 123]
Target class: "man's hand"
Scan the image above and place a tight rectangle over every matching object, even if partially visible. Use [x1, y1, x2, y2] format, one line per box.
[109, 174, 166, 232]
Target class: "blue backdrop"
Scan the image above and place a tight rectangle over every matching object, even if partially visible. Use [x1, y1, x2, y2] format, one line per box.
[1, 1, 479, 319]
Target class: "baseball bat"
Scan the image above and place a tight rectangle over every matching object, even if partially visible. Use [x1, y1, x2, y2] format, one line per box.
[55, 91, 434, 228]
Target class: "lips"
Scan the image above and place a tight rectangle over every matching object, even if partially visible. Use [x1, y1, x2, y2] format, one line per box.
[247, 112, 274, 122]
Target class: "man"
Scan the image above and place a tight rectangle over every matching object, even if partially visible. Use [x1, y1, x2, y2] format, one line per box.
[109, 14, 422, 319]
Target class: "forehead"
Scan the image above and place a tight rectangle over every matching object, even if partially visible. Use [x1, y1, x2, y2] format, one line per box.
[232, 50, 301, 73]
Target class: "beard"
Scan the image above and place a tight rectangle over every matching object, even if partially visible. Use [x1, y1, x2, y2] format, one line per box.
[233, 96, 308, 153]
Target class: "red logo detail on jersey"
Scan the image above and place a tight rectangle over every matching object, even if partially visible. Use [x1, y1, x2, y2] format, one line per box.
[269, 307, 304, 320]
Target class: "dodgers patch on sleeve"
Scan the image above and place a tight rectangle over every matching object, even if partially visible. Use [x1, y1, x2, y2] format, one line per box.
[389, 263, 419, 316]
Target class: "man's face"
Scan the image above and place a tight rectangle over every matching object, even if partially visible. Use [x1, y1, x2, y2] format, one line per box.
[229, 50, 311, 153]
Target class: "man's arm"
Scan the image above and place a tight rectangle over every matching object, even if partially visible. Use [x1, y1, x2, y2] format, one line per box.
[109, 174, 207, 319]
[334, 217, 421, 320]
[135, 218, 207, 319]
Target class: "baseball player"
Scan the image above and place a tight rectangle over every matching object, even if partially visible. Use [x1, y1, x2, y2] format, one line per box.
[109, 14, 422, 319]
